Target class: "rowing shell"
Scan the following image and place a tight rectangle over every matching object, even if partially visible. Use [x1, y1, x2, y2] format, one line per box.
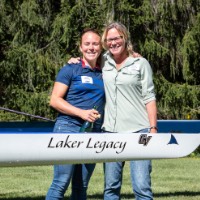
[0, 133, 199, 167]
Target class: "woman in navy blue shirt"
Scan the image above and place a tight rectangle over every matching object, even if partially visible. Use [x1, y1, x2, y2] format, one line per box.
[46, 28, 105, 200]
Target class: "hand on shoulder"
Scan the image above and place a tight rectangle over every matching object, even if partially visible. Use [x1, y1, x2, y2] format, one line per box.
[68, 57, 81, 64]
[132, 52, 142, 58]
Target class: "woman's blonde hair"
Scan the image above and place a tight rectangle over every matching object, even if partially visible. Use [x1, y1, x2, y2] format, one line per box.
[101, 22, 134, 55]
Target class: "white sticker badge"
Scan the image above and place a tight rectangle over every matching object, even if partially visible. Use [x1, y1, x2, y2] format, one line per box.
[81, 76, 93, 84]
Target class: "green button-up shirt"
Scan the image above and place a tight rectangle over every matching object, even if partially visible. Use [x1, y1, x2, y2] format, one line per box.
[102, 52, 156, 132]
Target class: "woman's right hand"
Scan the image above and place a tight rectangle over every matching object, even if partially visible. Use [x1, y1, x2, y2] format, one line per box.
[80, 109, 101, 122]
[68, 57, 81, 64]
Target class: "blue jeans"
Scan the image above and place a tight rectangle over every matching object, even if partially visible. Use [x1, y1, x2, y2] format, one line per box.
[46, 120, 96, 200]
[104, 128, 153, 200]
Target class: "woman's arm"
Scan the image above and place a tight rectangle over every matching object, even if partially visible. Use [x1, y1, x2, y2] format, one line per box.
[146, 100, 157, 133]
[50, 82, 100, 122]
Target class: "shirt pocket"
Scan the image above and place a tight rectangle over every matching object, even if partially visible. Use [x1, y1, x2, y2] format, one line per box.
[120, 68, 140, 85]
[122, 68, 140, 76]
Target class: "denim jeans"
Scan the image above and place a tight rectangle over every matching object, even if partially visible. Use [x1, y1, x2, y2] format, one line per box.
[46, 120, 96, 200]
[103, 128, 153, 200]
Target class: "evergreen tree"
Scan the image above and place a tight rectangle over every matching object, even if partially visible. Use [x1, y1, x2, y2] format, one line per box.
[0, 0, 199, 121]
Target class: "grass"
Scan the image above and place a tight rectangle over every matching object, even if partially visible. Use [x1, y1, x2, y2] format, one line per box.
[0, 158, 200, 199]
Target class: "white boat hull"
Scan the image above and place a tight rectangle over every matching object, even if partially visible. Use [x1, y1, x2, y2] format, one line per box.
[0, 133, 199, 167]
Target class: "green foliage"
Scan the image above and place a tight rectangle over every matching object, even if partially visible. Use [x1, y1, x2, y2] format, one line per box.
[0, 0, 199, 120]
[182, 13, 200, 85]
[0, 0, 64, 121]
[0, 159, 200, 199]
[154, 75, 200, 119]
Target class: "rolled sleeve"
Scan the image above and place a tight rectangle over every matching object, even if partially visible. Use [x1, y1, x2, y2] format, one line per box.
[140, 58, 156, 104]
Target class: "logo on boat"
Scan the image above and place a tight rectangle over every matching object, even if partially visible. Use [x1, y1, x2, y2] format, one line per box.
[138, 134, 152, 146]
[168, 134, 179, 145]
[138, 134, 179, 146]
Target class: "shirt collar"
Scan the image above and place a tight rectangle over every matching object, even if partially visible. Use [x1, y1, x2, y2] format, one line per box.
[81, 59, 101, 71]
[104, 51, 140, 69]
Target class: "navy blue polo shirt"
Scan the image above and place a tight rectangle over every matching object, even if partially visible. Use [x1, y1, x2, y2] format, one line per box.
[55, 61, 105, 128]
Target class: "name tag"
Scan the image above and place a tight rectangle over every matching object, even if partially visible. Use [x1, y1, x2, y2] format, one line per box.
[81, 76, 93, 84]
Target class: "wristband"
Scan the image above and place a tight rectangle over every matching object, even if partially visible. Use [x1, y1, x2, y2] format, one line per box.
[150, 126, 158, 131]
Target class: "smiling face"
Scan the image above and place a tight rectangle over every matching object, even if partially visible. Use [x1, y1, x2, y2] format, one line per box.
[105, 28, 126, 57]
[102, 22, 134, 59]
[80, 31, 102, 68]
